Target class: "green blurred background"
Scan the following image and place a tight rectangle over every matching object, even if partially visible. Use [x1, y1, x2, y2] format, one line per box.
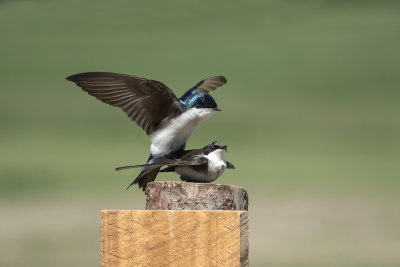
[1, 0, 399, 266]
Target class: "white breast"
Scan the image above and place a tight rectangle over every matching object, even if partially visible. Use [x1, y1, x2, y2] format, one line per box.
[204, 149, 228, 181]
[150, 108, 215, 156]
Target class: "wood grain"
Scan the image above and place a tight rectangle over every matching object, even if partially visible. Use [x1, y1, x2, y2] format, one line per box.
[101, 210, 249, 266]
[145, 181, 249, 211]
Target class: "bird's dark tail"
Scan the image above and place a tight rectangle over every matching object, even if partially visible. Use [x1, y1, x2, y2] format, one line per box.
[125, 166, 161, 191]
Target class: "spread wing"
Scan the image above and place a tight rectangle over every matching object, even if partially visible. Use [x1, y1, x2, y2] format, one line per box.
[179, 76, 227, 102]
[66, 72, 184, 135]
[192, 76, 227, 93]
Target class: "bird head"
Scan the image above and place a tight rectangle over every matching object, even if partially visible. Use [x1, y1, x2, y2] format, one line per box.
[204, 141, 228, 155]
[184, 93, 221, 111]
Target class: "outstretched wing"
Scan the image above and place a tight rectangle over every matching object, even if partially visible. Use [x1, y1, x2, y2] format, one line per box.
[179, 76, 227, 102]
[66, 72, 184, 135]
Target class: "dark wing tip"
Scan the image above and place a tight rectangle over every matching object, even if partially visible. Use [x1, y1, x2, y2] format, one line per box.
[65, 74, 75, 81]
[209, 76, 227, 85]
[227, 161, 235, 169]
[66, 72, 118, 82]
[192, 75, 228, 94]
[218, 76, 227, 84]
[65, 72, 91, 82]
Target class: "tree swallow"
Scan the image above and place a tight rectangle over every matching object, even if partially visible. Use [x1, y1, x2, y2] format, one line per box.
[66, 72, 227, 189]
[116, 141, 235, 189]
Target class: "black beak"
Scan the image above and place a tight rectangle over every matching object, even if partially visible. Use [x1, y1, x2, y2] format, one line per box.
[222, 145, 227, 151]
[214, 107, 222, 111]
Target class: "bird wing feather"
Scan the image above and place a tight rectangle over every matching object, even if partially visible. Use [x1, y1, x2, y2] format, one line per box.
[66, 72, 184, 135]
[194, 76, 227, 93]
[115, 149, 207, 171]
[179, 76, 227, 101]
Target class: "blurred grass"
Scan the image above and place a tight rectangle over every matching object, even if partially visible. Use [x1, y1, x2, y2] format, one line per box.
[0, 0, 399, 266]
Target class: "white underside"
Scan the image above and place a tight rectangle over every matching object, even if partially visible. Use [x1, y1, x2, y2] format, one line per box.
[175, 149, 228, 182]
[150, 108, 215, 156]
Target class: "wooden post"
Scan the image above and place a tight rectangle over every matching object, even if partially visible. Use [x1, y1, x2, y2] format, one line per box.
[101, 182, 249, 266]
[145, 181, 248, 210]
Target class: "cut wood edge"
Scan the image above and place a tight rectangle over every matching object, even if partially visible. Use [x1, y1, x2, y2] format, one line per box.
[145, 181, 249, 211]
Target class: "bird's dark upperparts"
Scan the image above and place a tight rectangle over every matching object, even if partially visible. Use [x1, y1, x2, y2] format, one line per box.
[117, 141, 235, 187]
[182, 93, 221, 111]
[66, 72, 227, 190]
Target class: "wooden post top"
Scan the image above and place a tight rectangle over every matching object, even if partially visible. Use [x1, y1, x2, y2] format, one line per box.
[145, 181, 248, 211]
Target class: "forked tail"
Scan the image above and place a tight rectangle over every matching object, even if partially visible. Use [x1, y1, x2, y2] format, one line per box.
[125, 166, 161, 191]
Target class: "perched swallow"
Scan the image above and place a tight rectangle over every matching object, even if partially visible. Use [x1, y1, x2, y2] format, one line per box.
[66, 72, 227, 189]
[116, 141, 235, 188]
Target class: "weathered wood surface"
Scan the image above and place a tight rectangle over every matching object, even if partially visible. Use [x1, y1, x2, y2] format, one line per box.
[101, 182, 249, 266]
[101, 210, 249, 267]
[145, 181, 249, 211]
